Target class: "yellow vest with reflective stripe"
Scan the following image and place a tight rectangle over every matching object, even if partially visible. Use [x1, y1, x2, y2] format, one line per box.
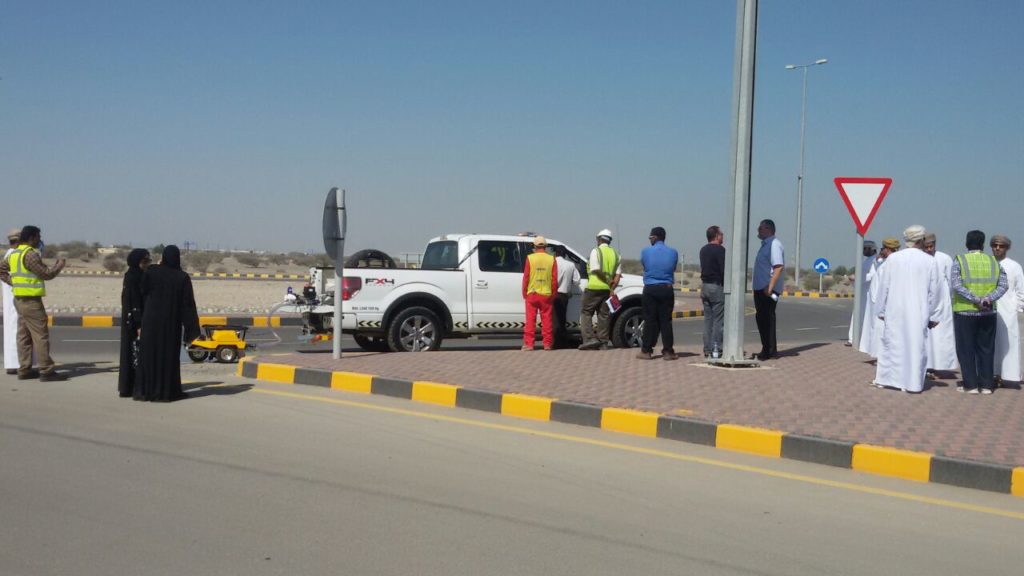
[587, 244, 619, 291]
[953, 252, 999, 313]
[8, 244, 46, 297]
[526, 252, 555, 296]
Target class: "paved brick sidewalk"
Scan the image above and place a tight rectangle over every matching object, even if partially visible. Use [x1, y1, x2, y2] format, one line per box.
[260, 341, 1024, 468]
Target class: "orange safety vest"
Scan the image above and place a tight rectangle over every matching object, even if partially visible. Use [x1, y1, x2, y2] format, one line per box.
[525, 252, 555, 296]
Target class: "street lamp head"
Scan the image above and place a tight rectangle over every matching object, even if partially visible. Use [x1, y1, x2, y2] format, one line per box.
[785, 64, 797, 69]
[815, 59, 828, 65]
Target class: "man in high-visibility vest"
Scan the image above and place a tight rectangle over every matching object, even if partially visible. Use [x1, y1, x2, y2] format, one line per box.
[951, 229, 1008, 394]
[0, 226, 67, 381]
[521, 236, 558, 351]
[579, 229, 621, 350]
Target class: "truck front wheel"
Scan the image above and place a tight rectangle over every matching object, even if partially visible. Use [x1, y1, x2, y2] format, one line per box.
[611, 306, 644, 348]
[387, 307, 443, 352]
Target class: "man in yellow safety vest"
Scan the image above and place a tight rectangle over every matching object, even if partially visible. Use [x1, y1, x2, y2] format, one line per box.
[951, 229, 1008, 394]
[521, 236, 558, 350]
[0, 226, 67, 381]
[578, 229, 621, 350]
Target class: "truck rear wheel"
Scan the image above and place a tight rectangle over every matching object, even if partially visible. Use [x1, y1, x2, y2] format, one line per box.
[387, 307, 443, 352]
[611, 306, 644, 348]
[354, 334, 390, 352]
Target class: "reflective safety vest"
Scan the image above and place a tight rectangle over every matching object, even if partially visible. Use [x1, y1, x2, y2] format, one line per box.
[526, 252, 555, 296]
[587, 244, 619, 291]
[953, 252, 999, 313]
[8, 244, 45, 297]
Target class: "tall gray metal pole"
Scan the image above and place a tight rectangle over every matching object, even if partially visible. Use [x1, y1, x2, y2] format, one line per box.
[720, 0, 759, 366]
[794, 66, 808, 290]
[332, 189, 347, 360]
[851, 233, 865, 347]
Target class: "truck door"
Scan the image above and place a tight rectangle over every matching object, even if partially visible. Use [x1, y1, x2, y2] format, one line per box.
[469, 240, 527, 332]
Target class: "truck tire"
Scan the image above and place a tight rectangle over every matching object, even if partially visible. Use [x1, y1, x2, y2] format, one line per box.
[387, 307, 443, 352]
[354, 334, 390, 352]
[611, 306, 644, 349]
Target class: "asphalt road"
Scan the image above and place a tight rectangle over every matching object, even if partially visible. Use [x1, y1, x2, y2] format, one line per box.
[37, 297, 856, 362]
[2, 365, 1021, 575]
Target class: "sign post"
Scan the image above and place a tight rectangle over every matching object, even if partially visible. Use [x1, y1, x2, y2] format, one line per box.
[834, 177, 891, 347]
[323, 188, 347, 360]
[813, 257, 830, 293]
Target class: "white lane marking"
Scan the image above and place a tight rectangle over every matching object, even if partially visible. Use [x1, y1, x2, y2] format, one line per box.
[62, 339, 120, 342]
[794, 327, 819, 332]
[831, 325, 848, 328]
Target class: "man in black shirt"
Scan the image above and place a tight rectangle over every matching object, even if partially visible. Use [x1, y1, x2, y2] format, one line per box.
[699, 225, 726, 358]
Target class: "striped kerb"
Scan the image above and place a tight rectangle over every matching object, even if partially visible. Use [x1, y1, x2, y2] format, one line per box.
[852, 445, 931, 483]
[716, 424, 784, 457]
[601, 408, 659, 437]
[331, 372, 373, 394]
[412, 381, 460, 407]
[255, 363, 297, 384]
[501, 394, 553, 421]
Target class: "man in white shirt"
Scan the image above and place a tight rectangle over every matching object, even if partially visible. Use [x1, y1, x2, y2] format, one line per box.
[552, 244, 581, 349]
[3, 228, 21, 374]
[873, 225, 941, 394]
[924, 233, 958, 374]
[859, 237, 898, 358]
[991, 235, 1024, 385]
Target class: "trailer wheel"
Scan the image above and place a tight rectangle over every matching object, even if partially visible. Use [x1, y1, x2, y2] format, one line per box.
[354, 334, 390, 352]
[216, 346, 239, 363]
[187, 349, 209, 363]
[387, 307, 443, 352]
[611, 306, 644, 349]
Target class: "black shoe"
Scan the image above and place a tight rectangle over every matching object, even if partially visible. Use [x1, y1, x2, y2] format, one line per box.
[39, 372, 68, 382]
[17, 370, 40, 380]
[5, 369, 17, 375]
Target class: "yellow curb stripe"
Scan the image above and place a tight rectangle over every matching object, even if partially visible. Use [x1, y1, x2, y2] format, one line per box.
[501, 393, 553, 421]
[601, 408, 659, 437]
[199, 316, 228, 326]
[331, 371, 373, 394]
[1012, 468, 1024, 498]
[81, 315, 114, 328]
[251, 316, 281, 328]
[412, 381, 460, 407]
[235, 359, 248, 377]
[716, 424, 784, 457]
[255, 362, 297, 384]
[852, 445, 931, 483]
[47, 315, 54, 327]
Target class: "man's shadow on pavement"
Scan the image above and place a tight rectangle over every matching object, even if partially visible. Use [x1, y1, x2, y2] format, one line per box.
[183, 382, 253, 398]
[58, 361, 118, 377]
[777, 342, 829, 358]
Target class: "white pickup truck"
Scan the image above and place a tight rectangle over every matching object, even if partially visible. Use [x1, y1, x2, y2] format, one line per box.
[289, 233, 647, 352]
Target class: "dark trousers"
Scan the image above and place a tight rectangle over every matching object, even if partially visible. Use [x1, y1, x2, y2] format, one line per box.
[701, 282, 724, 356]
[13, 296, 55, 375]
[954, 313, 997, 390]
[581, 289, 611, 344]
[641, 284, 675, 354]
[753, 290, 778, 358]
[553, 293, 571, 348]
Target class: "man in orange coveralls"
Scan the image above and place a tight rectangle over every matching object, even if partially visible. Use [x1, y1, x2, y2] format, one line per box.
[522, 236, 559, 351]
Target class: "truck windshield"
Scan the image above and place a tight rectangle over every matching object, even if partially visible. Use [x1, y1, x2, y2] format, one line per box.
[421, 241, 459, 270]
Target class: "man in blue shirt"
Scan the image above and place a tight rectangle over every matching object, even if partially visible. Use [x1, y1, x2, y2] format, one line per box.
[752, 219, 785, 360]
[638, 227, 679, 360]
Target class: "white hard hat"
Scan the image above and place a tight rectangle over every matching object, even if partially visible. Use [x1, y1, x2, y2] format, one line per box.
[597, 229, 613, 240]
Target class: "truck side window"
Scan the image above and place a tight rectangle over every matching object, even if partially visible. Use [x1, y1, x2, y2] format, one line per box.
[421, 241, 459, 270]
[478, 240, 523, 273]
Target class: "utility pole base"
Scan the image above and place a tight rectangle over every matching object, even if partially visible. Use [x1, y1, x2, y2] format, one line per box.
[706, 357, 761, 368]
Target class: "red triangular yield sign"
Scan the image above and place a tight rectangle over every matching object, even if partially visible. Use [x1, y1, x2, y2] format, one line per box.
[834, 177, 892, 236]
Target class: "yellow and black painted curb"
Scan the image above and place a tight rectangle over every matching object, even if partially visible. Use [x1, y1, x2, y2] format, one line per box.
[61, 270, 306, 281]
[15, 312, 702, 327]
[238, 358, 1024, 498]
[34, 315, 305, 328]
[679, 287, 853, 299]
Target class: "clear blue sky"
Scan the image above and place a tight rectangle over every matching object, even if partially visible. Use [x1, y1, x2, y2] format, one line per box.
[2, 1, 1022, 270]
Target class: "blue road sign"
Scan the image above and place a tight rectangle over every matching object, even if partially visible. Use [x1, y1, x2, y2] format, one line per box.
[813, 258, 830, 274]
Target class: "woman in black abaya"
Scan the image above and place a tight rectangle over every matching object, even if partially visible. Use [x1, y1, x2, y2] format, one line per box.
[135, 245, 200, 402]
[118, 249, 150, 397]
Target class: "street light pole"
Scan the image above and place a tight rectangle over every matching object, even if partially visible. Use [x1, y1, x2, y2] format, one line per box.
[786, 58, 826, 291]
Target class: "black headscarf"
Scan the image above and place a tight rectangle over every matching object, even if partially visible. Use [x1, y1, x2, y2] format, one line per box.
[127, 248, 150, 270]
[162, 245, 182, 270]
